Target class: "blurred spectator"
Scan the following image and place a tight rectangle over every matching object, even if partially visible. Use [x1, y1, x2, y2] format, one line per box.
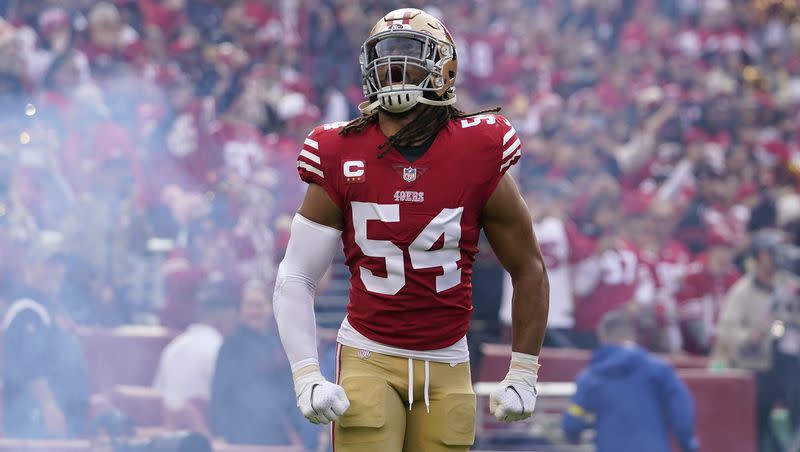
[60, 254, 131, 327]
[146, 77, 214, 194]
[153, 279, 238, 413]
[210, 279, 319, 448]
[711, 230, 800, 451]
[27, 8, 88, 84]
[59, 156, 145, 319]
[677, 163, 750, 255]
[9, 239, 67, 306]
[79, 1, 139, 76]
[571, 193, 655, 348]
[159, 210, 253, 329]
[675, 234, 740, 354]
[500, 181, 594, 347]
[2, 245, 90, 438]
[629, 199, 692, 352]
[562, 309, 698, 452]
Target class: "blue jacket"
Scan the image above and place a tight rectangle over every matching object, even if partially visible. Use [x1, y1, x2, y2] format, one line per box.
[562, 344, 698, 452]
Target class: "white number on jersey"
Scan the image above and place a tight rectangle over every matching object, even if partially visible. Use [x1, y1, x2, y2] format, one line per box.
[323, 121, 349, 130]
[409, 208, 463, 292]
[459, 114, 497, 128]
[601, 249, 638, 285]
[351, 202, 464, 295]
[352, 202, 405, 295]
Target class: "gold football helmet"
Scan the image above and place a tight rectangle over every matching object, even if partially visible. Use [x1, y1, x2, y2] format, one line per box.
[359, 8, 458, 114]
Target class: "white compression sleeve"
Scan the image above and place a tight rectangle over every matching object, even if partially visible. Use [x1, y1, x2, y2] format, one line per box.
[273, 214, 341, 373]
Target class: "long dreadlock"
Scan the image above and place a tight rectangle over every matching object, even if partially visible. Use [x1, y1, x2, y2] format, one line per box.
[338, 103, 502, 158]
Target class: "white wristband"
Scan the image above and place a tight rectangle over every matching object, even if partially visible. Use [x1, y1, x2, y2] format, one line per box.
[511, 352, 540, 366]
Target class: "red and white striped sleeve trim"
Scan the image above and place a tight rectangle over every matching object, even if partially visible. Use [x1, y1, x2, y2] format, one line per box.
[297, 136, 324, 178]
[499, 124, 521, 172]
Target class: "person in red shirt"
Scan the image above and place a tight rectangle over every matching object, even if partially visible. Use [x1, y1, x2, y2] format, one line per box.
[629, 198, 692, 351]
[675, 234, 740, 354]
[272, 8, 549, 452]
[573, 194, 655, 349]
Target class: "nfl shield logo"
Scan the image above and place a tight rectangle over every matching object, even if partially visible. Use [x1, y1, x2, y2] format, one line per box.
[403, 167, 417, 182]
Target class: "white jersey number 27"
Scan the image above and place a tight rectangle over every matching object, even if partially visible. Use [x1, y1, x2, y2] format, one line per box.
[351, 202, 463, 295]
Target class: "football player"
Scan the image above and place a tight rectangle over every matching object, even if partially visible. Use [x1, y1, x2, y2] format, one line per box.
[273, 8, 549, 452]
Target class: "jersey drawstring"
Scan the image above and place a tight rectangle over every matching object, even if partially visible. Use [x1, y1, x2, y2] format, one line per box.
[407, 358, 431, 413]
[424, 360, 430, 413]
[407, 358, 414, 411]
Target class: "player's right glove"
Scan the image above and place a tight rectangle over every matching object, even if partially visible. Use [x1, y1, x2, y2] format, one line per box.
[489, 352, 539, 422]
[293, 365, 350, 425]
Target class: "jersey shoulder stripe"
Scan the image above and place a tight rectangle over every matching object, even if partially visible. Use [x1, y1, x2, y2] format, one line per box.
[496, 116, 521, 174]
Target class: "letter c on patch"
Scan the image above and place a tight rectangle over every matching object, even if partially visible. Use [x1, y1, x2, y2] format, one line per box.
[343, 160, 365, 177]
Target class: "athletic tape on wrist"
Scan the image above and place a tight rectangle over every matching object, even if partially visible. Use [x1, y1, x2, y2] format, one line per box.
[506, 352, 540, 387]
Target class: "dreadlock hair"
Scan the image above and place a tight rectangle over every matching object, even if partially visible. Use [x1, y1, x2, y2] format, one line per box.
[339, 103, 502, 158]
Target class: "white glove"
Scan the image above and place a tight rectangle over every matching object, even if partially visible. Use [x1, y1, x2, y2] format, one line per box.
[489, 352, 539, 422]
[293, 366, 350, 425]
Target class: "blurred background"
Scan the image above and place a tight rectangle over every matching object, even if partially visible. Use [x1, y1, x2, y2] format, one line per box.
[0, 0, 799, 451]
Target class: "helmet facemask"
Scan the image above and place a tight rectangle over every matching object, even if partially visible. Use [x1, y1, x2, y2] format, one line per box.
[360, 29, 456, 114]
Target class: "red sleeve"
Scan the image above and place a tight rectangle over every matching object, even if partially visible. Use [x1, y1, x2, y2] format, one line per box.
[483, 115, 522, 201]
[497, 115, 522, 177]
[565, 221, 596, 263]
[296, 124, 345, 210]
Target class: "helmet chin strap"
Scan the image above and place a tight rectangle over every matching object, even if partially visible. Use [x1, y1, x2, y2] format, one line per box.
[416, 93, 457, 107]
[358, 100, 381, 115]
[358, 92, 457, 115]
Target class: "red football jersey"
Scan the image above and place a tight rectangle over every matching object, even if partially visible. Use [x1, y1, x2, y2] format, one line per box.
[675, 256, 740, 323]
[573, 240, 650, 333]
[296, 114, 521, 350]
[640, 240, 691, 298]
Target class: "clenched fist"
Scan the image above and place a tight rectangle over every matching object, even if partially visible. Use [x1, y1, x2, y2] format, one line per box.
[294, 369, 350, 424]
[489, 352, 540, 423]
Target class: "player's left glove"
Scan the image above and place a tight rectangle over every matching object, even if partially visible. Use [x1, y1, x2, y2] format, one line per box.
[489, 352, 539, 422]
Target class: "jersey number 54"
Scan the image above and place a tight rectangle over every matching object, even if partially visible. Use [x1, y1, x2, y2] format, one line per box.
[352, 201, 463, 295]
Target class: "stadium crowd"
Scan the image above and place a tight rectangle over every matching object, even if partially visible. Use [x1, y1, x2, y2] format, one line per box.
[0, 0, 799, 450]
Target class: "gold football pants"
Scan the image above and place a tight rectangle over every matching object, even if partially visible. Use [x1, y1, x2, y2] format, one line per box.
[332, 344, 476, 452]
